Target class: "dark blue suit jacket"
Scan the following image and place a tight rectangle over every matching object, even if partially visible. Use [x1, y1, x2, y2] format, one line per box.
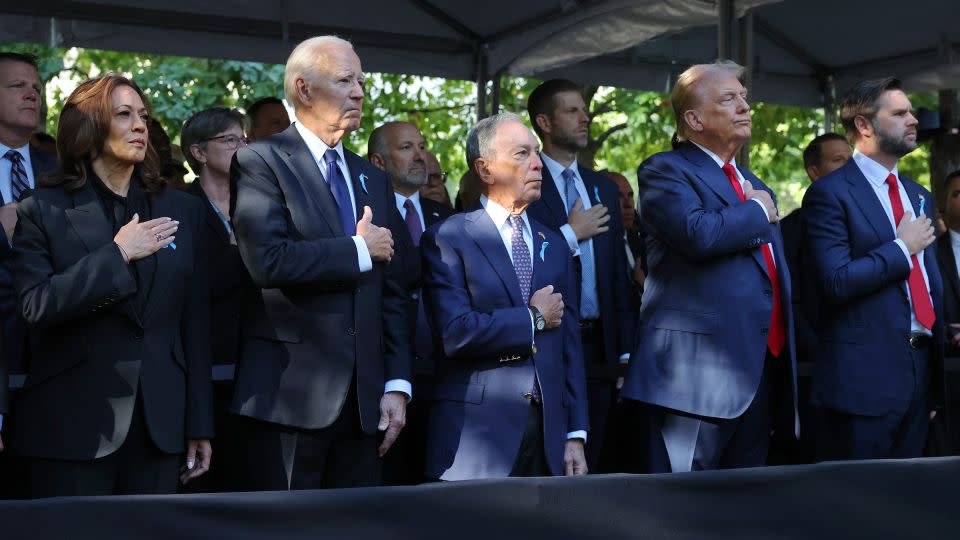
[621, 142, 798, 432]
[802, 159, 945, 416]
[421, 205, 588, 480]
[526, 160, 635, 362]
[1, 144, 56, 415]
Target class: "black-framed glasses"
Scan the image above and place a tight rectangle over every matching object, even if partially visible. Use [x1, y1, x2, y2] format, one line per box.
[200, 134, 247, 150]
[427, 172, 448, 184]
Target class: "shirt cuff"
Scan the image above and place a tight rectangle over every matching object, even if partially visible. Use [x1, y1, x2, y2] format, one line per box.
[749, 197, 772, 223]
[384, 379, 412, 401]
[619, 353, 630, 362]
[352, 236, 373, 272]
[560, 223, 580, 256]
[528, 308, 535, 348]
[567, 430, 587, 442]
[894, 238, 913, 268]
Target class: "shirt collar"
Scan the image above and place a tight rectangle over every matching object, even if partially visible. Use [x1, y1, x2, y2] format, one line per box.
[293, 118, 345, 167]
[691, 140, 735, 169]
[0, 141, 30, 162]
[540, 151, 578, 183]
[853, 150, 898, 189]
[395, 190, 421, 208]
[481, 194, 530, 233]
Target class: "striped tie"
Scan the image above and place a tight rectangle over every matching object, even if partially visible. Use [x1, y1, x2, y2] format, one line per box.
[5, 149, 30, 203]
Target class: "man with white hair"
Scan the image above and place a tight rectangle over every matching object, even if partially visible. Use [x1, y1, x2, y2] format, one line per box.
[621, 61, 798, 472]
[421, 112, 588, 480]
[230, 35, 413, 489]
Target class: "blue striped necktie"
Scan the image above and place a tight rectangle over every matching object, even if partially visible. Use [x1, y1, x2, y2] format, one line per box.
[5, 149, 30, 203]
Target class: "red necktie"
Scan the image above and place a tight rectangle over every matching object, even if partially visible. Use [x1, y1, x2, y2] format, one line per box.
[885, 173, 935, 330]
[722, 163, 785, 357]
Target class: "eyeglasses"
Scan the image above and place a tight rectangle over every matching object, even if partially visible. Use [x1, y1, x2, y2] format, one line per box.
[201, 134, 247, 150]
[427, 172, 447, 184]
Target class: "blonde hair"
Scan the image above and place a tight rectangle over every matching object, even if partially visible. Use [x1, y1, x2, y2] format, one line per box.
[671, 61, 745, 142]
[283, 35, 353, 108]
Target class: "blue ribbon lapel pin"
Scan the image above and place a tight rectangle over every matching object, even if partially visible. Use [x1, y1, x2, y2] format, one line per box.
[538, 232, 548, 261]
[359, 173, 369, 194]
[593, 185, 602, 204]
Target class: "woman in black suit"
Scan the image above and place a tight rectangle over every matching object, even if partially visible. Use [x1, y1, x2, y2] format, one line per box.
[10, 74, 213, 497]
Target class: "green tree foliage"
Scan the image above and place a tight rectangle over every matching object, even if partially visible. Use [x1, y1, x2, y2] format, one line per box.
[2, 42, 937, 207]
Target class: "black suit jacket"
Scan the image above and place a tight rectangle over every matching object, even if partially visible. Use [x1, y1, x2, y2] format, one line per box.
[9, 179, 214, 460]
[0, 145, 56, 417]
[187, 182, 253, 365]
[780, 208, 819, 359]
[936, 233, 960, 357]
[526, 160, 636, 364]
[230, 125, 413, 432]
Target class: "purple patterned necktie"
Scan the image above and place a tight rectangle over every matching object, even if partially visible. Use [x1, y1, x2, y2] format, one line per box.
[322, 149, 356, 236]
[403, 199, 423, 246]
[509, 214, 532, 304]
[5, 149, 30, 203]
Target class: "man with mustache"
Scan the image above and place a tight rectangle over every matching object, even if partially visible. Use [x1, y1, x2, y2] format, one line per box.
[0, 52, 56, 451]
[421, 113, 588, 480]
[803, 78, 943, 460]
[368, 121, 453, 484]
[621, 61, 798, 472]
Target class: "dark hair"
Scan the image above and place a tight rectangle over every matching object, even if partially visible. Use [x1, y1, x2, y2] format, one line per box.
[0, 51, 39, 71]
[802, 133, 847, 169]
[180, 107, 246, 174]
[246, 97, 284, 125]
[839, 77, 903, 144]
[42, 74, 166, 194]
[945, 170, 960, 189]
[526, 79, 584, 137]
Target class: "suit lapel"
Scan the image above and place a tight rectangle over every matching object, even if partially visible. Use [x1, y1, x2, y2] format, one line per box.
[938, 235, 960, 308]
[844, 161, 895, 244]
[274, 127, 343, 236]
[537, 164, 569, 224]
[680, 143, 743, 207]
[344, 150, 374, 220]
[65, 183, 142, 327]
[28, 145, 56, 180]
[466, 208, 524, 307]
[531, 223, 549, 294]
[738, 167, 778, 280]
[189, 182, 230, 244]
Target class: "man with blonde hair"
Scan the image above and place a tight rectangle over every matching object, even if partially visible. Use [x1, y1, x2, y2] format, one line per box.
[230, 35, 413, 489]
[621, 61, 798, 472]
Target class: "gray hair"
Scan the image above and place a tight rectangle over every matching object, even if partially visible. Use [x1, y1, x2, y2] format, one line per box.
[283, 35, 353, 108]
[466, 112, 525, 169]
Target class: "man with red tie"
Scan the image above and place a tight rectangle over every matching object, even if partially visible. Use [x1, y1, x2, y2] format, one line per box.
[621, 61, 798, 472]
[802, 78, 943, 460]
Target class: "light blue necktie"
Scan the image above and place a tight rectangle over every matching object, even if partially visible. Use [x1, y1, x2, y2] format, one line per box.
[561, 168, 599, 319]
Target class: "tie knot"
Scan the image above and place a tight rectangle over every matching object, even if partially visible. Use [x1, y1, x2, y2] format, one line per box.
[721, 163, 735, 177]
[885, 173, 897, 189]
[323, 149, 339, 166]
[561, 168, 577, 183]
[4, 149, 23, 163]
[509, 214, 524, 231]
[403, 198, 416, 211]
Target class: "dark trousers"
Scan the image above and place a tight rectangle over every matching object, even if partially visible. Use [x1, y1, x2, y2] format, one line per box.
[236, 383, 379, 490]
[509, 402, 550, 477]
[816, 346, 931, 461]
[580, 320, 615, 472]
[25, 392, 180, 498]
[381, 373, 432, 486]
[638, 351, 777, 473]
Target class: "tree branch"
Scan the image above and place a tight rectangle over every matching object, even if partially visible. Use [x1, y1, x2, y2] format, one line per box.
[595, 123, 628, 145]
[398, 103, 476, 114]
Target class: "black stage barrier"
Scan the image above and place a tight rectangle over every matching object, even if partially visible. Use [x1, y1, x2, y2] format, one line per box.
[0, 457, 958, 539]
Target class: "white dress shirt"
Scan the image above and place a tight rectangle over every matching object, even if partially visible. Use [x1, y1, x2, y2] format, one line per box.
[294, 120, 410, 398]
[852, 150, 933, 335]
[481, 195, 586, 442]
[0, 142, 36, 205]
[394, 190, 425, 231]
[541, 152, 600, 320]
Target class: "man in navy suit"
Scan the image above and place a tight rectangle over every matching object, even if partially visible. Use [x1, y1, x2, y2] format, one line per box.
[368, 120, 454, 484]
[230, 36, 412, 489]
[0, 52, 57, 448]
[421, 112, 588, 480]
[621, 61, 798, 472]
[803, 77, 943, 460]
[525, 79, 635, 471]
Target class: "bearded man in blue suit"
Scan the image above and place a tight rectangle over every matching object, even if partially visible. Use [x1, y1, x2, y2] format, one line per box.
[421, 112, 589, 480]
